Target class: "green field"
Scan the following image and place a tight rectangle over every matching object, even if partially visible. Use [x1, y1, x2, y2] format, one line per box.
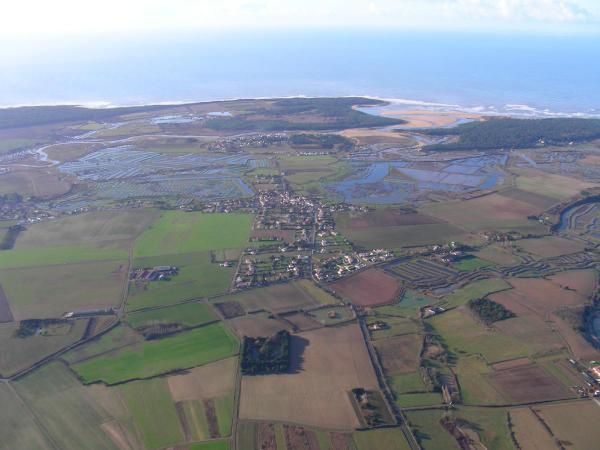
[126, 301, 217, 329]
[0, 383, 55, 450]
[215, 393, 234, 437]
[453, 256, 494, 272]
[214, 280, 328, 314]
[189, 440, 230, 450]
[0, 259, 126, 320]
[455, 407, 513, 450]
[353, 428, 412, 450]
[442, 278, 511, 308]
[454, 356, 506, 405]
[120, 378, 184, 449]
[126, 252, 234, 311]
[395, 392, 442, 408]
[62, 324, 142, 364]
[388, 372, 427, 394]
[0, 245, 127, 269]
[0, 320, 87, 377]
[134, 212, 252, 257]
[429, 308, 531, 363]
[405, 410, 458, 450]
[72, 323, 239, 384]
[13, 362, 119, 450]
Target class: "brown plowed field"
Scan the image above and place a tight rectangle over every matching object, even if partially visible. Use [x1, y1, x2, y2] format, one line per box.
[374, 334, 421, 375]
[239, 324, 378, 430]
[487, 364, 572, 403]
[548, 269, 597, 297]
[284, 425, 320, 450]
[330, 269, 401, 307]
[490, 357, 531, 371]
[257, 422, 277, 450]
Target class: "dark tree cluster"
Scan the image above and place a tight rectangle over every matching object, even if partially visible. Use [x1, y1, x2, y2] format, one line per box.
[468, 297, 516, 325]
[15, 319, 68, 338]
[0, 224, 25, 250]
[289, 133, 353, 150]
[241, 330, 291, 375]
[423, 118, 600, 151]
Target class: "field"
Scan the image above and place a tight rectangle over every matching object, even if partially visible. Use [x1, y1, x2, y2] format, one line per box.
[12, 362, 120, 450]
[512, 167, 595, 200]
[134, 212, 252, 257]
[429, 307, 540, 363]
[490, 277, 589, 316]
[126, 301, 217, 329]
[487, 363, 573, 403]
[374, 334, 421, 374]
[353, 428, 411, 450]
[452, 256, 493, 271]
[509, 407, 559, 450]
[230, 312, 291, 338]
[0, 383, 53, 450]
[0, 245, 128, 269]
[336, 209, 443, 228]
[0, 319, 88, 377]
[168, 357, 236, 402]
[474, 244, 521, 266]
[239, 324, 378, 430]
[534, 400, 600, 450]
[215, 280, 330, 314]
[15, 210, 159, 251]
[442, 278, 510, 308]
[126, 252, 234, 311]
[72, 323, 238, 384]
[0, 259, 126, 320]
[422, 193, 548, 234]
[0, 169, 71, 198]
[120, 378, 184, 449]
[336, 221, 470, 250]
[61, 324, 143, 365]
[548, 269, 597, 296]
[329, 269, 401, 307]
[517, 236, 586, 258]
[405, 410, 458, 450]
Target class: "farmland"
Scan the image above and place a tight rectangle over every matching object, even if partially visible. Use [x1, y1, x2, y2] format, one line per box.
[0, 99, 599, 449]
[134, 212, 252, 258]
[72, 323, 239, 384]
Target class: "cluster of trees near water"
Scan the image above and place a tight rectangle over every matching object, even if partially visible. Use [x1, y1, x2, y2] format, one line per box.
[289, 133, 353, 150]
[468, 297, 516, 325]
[423, 118, 600, 151]
[206, 98, 404, 132]
[241, 330, 291, 375]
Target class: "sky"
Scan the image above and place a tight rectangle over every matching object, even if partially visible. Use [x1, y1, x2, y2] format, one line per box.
[1, 0, 599, 37]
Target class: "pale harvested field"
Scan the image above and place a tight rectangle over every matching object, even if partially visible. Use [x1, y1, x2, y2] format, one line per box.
[168, 357, 237, 401]
[510, 408, 557, 450]
[517, 236, 586, 258]
[505, 277, 587, 313]
[230, 313, 291, 338]
[536, 400, 600, 450]
[423, 193, 547, 233]
[474, 244, 520, 266]
[579, 154, 600, 165]
[551, 313, 600, 361]
[548, 269, 597, 297]
[340, 128, 416, 145]
[239, 324, 378, 430]
[513, 168, 595, 200]
[493, 316, 565, 355]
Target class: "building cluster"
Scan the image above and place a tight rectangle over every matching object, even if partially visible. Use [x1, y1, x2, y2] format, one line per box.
[208, 133, 288, 153]
[430, 242, 466, 264]
[130, 265, 178, 282]
[313, 249, 393, 282]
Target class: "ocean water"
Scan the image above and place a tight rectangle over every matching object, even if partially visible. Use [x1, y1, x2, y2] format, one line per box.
[2, 30, 600, 116]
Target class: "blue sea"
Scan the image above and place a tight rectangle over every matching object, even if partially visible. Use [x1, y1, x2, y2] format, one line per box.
[2, 30, 600, 116]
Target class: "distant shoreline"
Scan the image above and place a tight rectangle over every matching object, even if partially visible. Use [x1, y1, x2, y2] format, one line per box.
[1, 94, 599, 120]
